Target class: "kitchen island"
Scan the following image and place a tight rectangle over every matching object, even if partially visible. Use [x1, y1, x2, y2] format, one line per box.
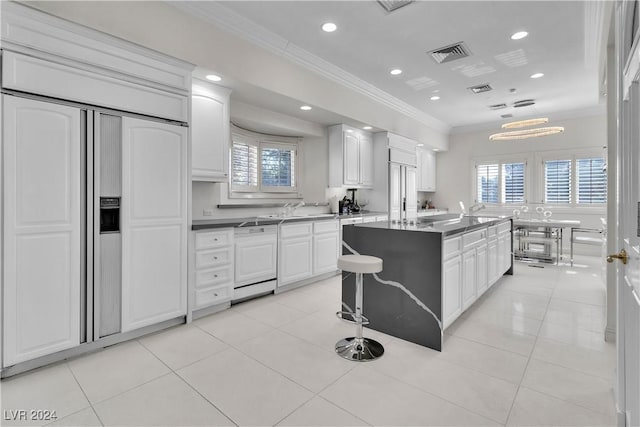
[341, 214, 513, 351]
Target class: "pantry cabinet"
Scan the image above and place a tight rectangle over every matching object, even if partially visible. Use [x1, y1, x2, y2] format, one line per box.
[191, 80, 231, 182]
[417, 148, 437, 192]
[329, 124, 374, 188]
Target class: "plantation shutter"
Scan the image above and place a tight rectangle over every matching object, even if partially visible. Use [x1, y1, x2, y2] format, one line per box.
[502, 162, 525, 203]
[545, 159, 571, 203]
[576, 157, 607, 204]
[477, 164, 499, 203]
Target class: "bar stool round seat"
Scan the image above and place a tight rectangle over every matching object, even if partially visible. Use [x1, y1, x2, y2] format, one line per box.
[336, 254, 384, 362]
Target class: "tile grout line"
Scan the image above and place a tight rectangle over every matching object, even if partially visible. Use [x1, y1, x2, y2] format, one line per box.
[62, 361, 105, 427]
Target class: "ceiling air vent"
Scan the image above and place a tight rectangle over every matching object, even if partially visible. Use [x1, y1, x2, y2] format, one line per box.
[468, 83, 493, 94]
[377, 0, 414, 12]
[489, 103, 507, 110]
[501, 114, 513, 119]
[429, 42, 471, 64]
[513, 99, 535, 108]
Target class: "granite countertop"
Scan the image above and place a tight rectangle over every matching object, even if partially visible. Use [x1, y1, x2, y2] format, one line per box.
[353, 214, 512, 237]
[192, 210, 390, 230]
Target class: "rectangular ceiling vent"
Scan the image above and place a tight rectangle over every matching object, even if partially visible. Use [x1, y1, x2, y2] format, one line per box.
[468, 83, 493, 94]
[489, 103, 507, 110]
[377, 0, 414, 12]
[429, 42, 471, 64]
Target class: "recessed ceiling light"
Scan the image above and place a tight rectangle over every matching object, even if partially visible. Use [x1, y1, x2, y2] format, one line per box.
[300, 105, 312, 111]
[205, 74, 222, 82]
[430, 95, 440, 101]
[511, 31, 528, 40]
[390, 68, 403, 76]
[417, 143, 425, 147]
[433, 148, 440, 152]
[321, 22, 337, 33]
[363, 126, 372, 130]
[346, 129, 354, 133]
[530, 72, 544, 79]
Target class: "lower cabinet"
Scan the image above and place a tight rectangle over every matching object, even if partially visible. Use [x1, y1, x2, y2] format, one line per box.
[462, 249, 477, 310]
[476, 244, 489, 297]
[442, 255, 462, 328]
[279, 220, 339, 288]
[191, 228, 234, 311]
[442, 221, 511, 330]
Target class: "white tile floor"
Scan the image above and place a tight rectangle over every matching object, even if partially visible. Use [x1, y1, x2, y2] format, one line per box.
[1, 255, 616, 426]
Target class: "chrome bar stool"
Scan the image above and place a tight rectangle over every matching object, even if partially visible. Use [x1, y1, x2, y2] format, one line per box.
[335, 254, 384, 361]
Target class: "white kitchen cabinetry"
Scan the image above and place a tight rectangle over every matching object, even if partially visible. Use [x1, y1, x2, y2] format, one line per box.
[191, 80, 231, 181]
[488, 226, 499, 286]
[442, 222, 510, 330]
[417, 148, 437, 192]
[192, 229, 234, 311]
[280, 220, 340, 287]
[329, 124, 374, 188]
[442, 236, 463, 329]
[313, 221, 340, 275]
[279, 223, 314, 286]
[2, 96, 82, 365]
[121, 117, 188, 333]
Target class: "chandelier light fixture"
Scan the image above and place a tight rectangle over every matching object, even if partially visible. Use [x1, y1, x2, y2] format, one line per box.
[490, 117, 564, 141]
[501, 117, 549, 129]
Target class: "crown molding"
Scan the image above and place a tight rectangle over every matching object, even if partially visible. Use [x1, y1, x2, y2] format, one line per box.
[171, 1, 450, 134]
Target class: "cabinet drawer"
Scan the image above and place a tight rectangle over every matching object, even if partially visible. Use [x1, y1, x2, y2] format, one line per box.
[280, 222, 313, 238]
[194, 284, 231, 308]
[376, 215, 389, 221]
[195, 265, 233, 288]
[314, 220, 339, 234]
[498, 221, 511, 234]
[195, 247, 233, 269]
[195, 229, 233, 250]
[362, 216, 377, 223]
[340, 217, 363, 225]
[463, 229, 487, 251]
[488, 225, 498, 238]
[443, 236, 462, 259]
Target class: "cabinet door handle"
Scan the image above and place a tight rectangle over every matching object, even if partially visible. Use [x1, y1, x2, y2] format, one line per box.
[214, 293, 218, 297]
[214, 256, 218, 260]
[214, 274, 218, 278]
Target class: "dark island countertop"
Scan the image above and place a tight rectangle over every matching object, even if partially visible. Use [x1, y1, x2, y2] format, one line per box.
[192, 210, 387, 230]
[352, 214, 511, 237]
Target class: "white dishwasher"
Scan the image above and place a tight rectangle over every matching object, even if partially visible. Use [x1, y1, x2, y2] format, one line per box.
[233, 225, 278, 302]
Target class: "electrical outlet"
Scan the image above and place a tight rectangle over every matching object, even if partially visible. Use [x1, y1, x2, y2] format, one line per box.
[203, 208, 214, 216]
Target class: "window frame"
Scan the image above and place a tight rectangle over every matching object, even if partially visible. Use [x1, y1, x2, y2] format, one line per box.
[473, 157, 528, 206]
[539, 149, 606, 207]
[229, 127, 301, 197]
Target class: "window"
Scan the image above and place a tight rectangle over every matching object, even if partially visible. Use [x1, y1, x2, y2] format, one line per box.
[576, 157, 607, 204]
[544, 159, 572, 204]
[476, 164, 499, 203]
[231, 132, 299, 194]
[476, 161, 525, 204]
[502, 162, 525, 203]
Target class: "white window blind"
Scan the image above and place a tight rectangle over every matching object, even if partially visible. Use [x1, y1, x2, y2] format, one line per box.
[545, 159, 571, 203]
[261, 143, 296, 192]
[576, 157, 607, 204]
[232, 140, 258, 191]
[502, 162, 525, 203]
[477, 164, 499, 203]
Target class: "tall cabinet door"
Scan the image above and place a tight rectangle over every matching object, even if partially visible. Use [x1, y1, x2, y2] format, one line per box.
[3, 95, 81, 365]
[405, 166, 418, 220]
[121, 117, 187, 332]
[343, 133, 360, 185]
[389, 163, 401, 221]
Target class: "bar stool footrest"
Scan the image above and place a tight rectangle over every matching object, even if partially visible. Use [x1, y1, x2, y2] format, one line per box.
[335, 311, 369, 325]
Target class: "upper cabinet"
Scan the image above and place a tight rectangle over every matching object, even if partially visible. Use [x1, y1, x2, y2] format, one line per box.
[329, 124, 374, 188]
[191, 80, 232, 182]
[417, 148, 437, 192]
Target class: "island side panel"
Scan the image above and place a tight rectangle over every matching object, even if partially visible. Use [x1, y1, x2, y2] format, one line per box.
[341, 225, 443, 351]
